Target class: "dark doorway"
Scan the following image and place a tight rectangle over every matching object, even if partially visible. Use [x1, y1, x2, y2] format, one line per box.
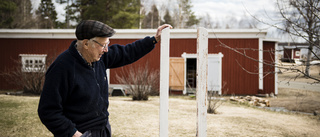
[186, 58, 197, 89]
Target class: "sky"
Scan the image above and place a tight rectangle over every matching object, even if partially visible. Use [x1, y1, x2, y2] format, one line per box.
[192, 0, 277, 21]
[189, 0, 284, 39]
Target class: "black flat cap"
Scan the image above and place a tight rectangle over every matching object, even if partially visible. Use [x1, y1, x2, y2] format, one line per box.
[75, 20, 115, 40]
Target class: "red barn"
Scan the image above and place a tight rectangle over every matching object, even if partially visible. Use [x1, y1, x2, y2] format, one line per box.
[0, 29, 278, 95]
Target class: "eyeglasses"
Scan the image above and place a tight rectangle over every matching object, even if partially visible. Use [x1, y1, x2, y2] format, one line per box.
[92, 39, 110, 49]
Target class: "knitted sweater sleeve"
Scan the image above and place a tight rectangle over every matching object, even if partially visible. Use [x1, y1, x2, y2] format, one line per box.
[103, 36, 156, 68]
[38, 58, 76, 137]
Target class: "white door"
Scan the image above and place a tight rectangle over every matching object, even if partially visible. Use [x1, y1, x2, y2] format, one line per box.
[207, 53, 223, 94]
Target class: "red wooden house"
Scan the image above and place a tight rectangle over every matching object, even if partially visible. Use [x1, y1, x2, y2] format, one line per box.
[0, 29, 278, 95]
[278, 42, 309, 63]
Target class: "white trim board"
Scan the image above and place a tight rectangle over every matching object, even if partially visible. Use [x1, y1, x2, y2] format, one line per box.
[0, 29, 267, 39]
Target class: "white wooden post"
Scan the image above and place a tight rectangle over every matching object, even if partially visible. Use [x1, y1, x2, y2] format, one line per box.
[196, 27, 208, 137]
[259, 38, 263, 90]
[160, 28, 170, 137]
[274, 42, 279, 95]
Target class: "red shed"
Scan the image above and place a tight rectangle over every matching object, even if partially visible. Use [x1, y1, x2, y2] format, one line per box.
[278, 42, 309, 63]
[0, 29, 278, 95]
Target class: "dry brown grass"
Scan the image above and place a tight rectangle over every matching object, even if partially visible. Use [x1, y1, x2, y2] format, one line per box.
[269, 88, 320, 113]
[1, 63, 319, 136]
[0, 95, 52, 137]
[1, 94, 320, 137]
[109, 96, 320, 137]
[278, 64, 320, 83]
[274, 64, 320, 113]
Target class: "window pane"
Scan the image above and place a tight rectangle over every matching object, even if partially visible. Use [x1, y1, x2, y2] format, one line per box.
[20, 54, 47, 72]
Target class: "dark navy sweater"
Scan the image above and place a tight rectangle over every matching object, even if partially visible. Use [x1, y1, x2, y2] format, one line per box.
[38, 36, 156, 137]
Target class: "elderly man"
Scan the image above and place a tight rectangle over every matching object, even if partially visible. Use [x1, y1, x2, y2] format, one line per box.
[38, 20, 172, 137]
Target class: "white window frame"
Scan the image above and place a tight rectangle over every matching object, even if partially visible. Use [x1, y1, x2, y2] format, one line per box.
[295, 51, 300, 57]
[19, 54, 47, 72]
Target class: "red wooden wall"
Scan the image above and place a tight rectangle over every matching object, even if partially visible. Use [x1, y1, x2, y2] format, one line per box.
[283, 49, 292, 59]
[112, 38, 263, 95]
[209, 39, 260, 95]
[0, 38, 74, 90]
[263, 41, 276, 94]
[293, 49, 300, 59]
[1, 38, 275, 95]
[108, 41, 160, 86]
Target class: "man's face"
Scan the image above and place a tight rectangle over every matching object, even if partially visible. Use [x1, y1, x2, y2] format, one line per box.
[86, 37, 109, 63]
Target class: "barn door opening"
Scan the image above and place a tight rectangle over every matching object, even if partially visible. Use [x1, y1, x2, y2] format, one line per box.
[186, 58, 197, 94]
[182, 52, 224, 95]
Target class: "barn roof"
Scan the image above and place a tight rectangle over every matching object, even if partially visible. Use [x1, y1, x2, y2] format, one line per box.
[278, 42, 309, 49]
[0, 29, 268, 39]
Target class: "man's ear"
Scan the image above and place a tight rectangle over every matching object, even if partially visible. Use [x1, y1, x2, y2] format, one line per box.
[82, 39, 89, 49]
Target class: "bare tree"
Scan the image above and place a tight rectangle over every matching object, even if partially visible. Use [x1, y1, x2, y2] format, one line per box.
[225, 16, 238, 29]
[176, 0, 199, 28]
[199, 13, 213, 29]
[0, 58, 51, 95]
[12, 0, 36, 28]
[207, 82, 228, 114]
[162, 8, 174, 28]
[249, 0, 320, 76]
[0, 0, 37, 28]
[116, 63, 160, 100]
[214, 36, 320, 83]
[139, 0, 146, 29]
[238, 13, 259, 29]
[0, 50, 58, 95]
[142, 4, 159, 29]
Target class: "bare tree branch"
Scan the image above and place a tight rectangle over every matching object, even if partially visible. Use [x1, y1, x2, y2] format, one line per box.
[210, 29, 320, 83]
[116, 62, 160, 100]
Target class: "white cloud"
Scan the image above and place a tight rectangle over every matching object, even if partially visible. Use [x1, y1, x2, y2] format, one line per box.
[192, 0, 277, 21]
